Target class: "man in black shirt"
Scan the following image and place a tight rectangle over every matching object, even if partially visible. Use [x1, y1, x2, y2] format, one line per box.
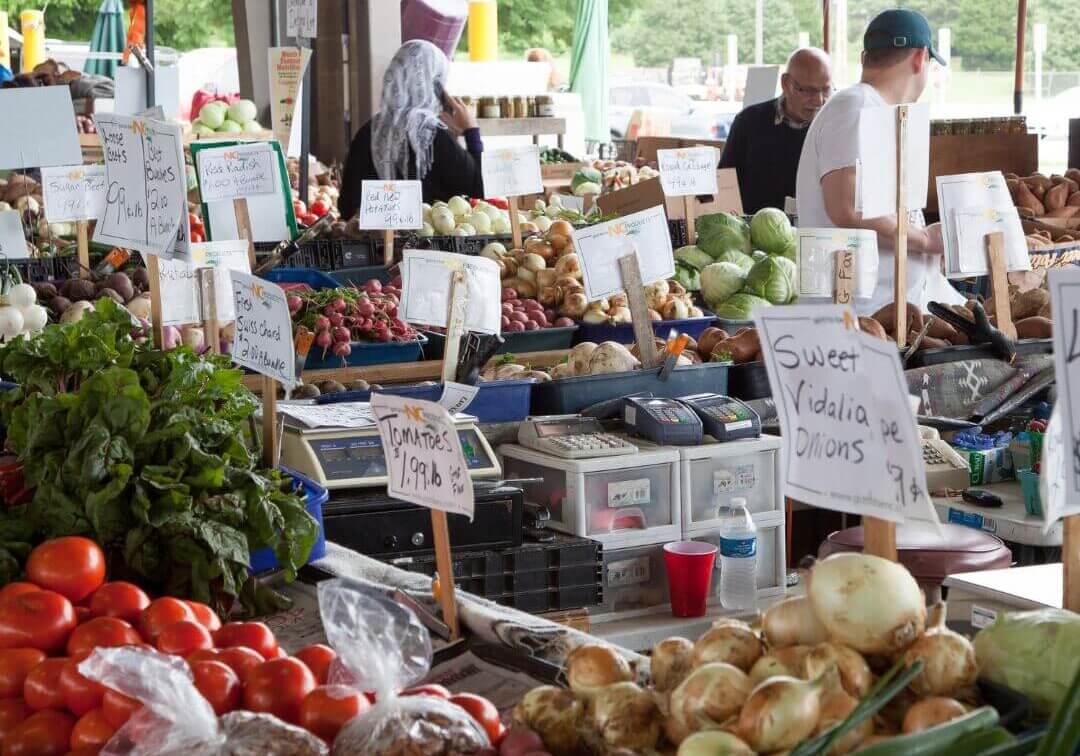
[720, 48, 832, 214]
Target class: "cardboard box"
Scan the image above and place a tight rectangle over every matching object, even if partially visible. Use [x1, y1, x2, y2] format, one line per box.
[957, 446, 1015, 486]
[595, 170, 742, 219]
[540, 161, 585, 182]
[636, 136, 727, 164]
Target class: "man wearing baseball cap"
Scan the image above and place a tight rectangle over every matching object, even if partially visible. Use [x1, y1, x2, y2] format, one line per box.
[796, 8, 963, 314]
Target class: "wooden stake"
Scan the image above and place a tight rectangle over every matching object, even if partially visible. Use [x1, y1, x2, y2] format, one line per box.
[146, 254, 165, 349]
[834, 248, 854, 306]
[986, 231, 1017, 340]
[76, 221, 90, 279]
[262, 375, 278, 468]
[1065, 515, 1080, 611]
[894, 105, 909, 349]
[234, 197, 256, 268]
[508, 196, 523, 250]
[683, 194, 697, 246]
[619, 252, 659, 369]
[864, 518, 898, 562]
[201, 268, 221, 355]
[383, 229, 395, 267]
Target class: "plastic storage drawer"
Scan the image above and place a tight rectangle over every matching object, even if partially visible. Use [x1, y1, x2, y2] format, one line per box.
[592, 542, 671, 617]
[689, 510, 787, 603]
[500, 443, 681, 549]
[678, 436, 783, 534]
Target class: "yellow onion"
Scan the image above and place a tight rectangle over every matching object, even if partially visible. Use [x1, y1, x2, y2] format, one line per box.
[901, 696, 966, 734]
[807, 553, 926, 656]
[763, 595, 830, 648]
[651, 637, 695, 693]
[677, 730, 755, 756]
[692, 622, 763, 672]
[803, 642, 873, 698]
[814, 669, 873, 755]
[749, 645, 810, 687]
[512, 685, 588, 755]
[590, 681, 662, 750]
[665, 663, 751, 745]
[736, 674, 825, 753]
[565, 643, 633, 696]
[903, 602, 978, 697]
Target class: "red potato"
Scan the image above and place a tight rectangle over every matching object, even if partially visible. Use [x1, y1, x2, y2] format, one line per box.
[510, 312, 529, 324]
[506, 321, 525, 332]
[498, 728, 546, 756]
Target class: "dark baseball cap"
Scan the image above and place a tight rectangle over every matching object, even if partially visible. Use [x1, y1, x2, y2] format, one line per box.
[864, 8, 946, 65]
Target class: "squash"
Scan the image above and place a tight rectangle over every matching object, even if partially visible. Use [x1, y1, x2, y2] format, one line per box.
[1045, 183, 1070, 212]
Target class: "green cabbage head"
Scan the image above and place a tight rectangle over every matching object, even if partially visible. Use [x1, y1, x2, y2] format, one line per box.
[750, 207, 795, 256]
[713, 249, 755, 275]
[700, 262, 746, 307]
[744, 256, 794, 305]
[772, 256, 798, 303]
[714, 292, 771, 320]
[571, 167, 602, 193]
[697, 212, 751, 258]
[674, 245, 714, 271]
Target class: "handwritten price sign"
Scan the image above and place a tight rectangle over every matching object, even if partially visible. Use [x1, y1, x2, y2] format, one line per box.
[371, 393, 474, 519]
[197, 145, 277, 203]
[1049, 269, 1080, 511]
[572, 205, 675, 302]
[286, 0, 317, 39]
[40, 165, 107, 223]
[359, 180, 423, 230]
[481, 145, 543, 199]
[229, 271, 296, 387]
[657, 146, 719, 197]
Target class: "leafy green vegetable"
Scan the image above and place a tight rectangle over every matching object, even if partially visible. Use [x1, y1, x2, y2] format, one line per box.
[673, 245, 714, 271]
[714, 292, 771, 320]
[745, 256, 795, 305]
[697, 212, 752, 258]
[570, 167, 602, 193]
[749, 207, 795, 256]
[672, 263, 701, 292]
[713, 249, 755, 275]
[701, 261, 747, 307]
[772, 255, 799, 303]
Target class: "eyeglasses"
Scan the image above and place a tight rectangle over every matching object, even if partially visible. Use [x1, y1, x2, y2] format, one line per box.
[788, 78, 834, 98]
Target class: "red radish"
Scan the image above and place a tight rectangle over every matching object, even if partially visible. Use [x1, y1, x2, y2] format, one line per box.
[333, 327, 350, 343]
[364, 280, 382, 295]
[314, 316, 331, 332]
[331, 297, 347, 312]
[376, 330, 392, 342]
[390, 276, 402, 288]
[501, 288, 517, 302]
[332, 341, 352, 358]
[386, 305, 398, 317]
[315, 331, 332, 349]
[328, 313, 345, 328]
[357, 300, 375, 317]
[287, 296, 302, 314]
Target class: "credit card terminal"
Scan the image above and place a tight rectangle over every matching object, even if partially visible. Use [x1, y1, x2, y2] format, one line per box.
[678, 393, 761, 441]
[623, 396, 703, 446]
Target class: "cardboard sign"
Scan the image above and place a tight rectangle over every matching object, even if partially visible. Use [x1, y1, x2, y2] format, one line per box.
[796, 228, 880, 300]
[481, 145, 543, 199]
[359, 180, 424, 230]
[92, 114, 187, 259]
[157, 257, 203, 326]
[937, 172, 1029, 277]
[158, 240, 252, 325]
[595, 172, 742, 220]
[0, 211, 27, 260]
[573, 206, 675, 302]
[755, 305, 941, 532]
[1039, 406, 1073, 534]
[371, 393, 474, 519]
[657, 146, 719, 197]
[196, 144, 277, 203]
[399, 250, 502, 335]
[438, 382, 480, 414]
[286, 0, 317, 39]
[856, 103, 930, 220]
[268, 47, 311, 155]
[229, 271, 296, 387]
[0, 87, 81, 169]
[1048, 269, 1080, 506]
[40, 165, 107, 223]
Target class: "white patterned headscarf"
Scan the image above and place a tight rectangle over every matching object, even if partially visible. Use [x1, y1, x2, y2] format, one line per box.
[371, 40, 450, 182]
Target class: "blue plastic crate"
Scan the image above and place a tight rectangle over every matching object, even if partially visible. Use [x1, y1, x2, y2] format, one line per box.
[530, 363, 729, 415]
[260, 267, 340, 290]
[304, 335, 427, 370]
[315, 379, 534, 423]
[574, 311, 717, 344]
[249, 466, 328, 574]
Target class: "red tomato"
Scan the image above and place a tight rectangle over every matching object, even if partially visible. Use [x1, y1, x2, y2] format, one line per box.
[190, 660, 240, 716]
[448, 693, 502, 744]
[66, 617, 141, 658]
[184, 601, 221, 633]
[0, 649, 46, 698]
[190, 229, 205, 243]
[155, 621, 212, 657]
[2, 709, 75, 756]
[294, 644, 335, 685]
[25, 539, 105, 604]
[292, 200, 307, 216]
[0, 590, 76, 653]
[309, 200, 330, 218]
[88, 583, 149, 623]
[59, 661, 104, 716]
[400, 683, 451, 699]
[243, 658, 316, 725]
[213, 622, 277, 660]
[101, 689, 141, 730]
[188, 646, 264, 683]
[0, 699, 31, 743]
[0, 584, 39, 603]
[69, 708, 114, 752]
[298, 685, 368, 743]
[24, 657, 67, 710]
[138, 598, 195, 642]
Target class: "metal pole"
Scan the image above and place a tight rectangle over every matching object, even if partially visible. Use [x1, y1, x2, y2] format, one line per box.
[299, 36, 312, 209]
[755, 0, 763, 65]
[145, 0, 155, 107]
[1014, 0, 1027, 114]
[270, 0, 280, 47]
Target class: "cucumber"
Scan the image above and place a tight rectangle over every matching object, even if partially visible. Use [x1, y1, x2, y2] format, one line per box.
[851, 706, 1000, 756]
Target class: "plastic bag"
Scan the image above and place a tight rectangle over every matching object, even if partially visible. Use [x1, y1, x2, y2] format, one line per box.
[317, 579, 490, 756]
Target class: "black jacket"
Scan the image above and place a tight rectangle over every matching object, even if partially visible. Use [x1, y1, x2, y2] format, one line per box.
[719, 97, 808, 214]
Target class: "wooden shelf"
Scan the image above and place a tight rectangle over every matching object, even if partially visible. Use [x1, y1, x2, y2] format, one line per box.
[477, 117, 566, 148]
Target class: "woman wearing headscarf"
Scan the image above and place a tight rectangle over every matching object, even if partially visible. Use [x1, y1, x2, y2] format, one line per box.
[339, 40, 484, 219]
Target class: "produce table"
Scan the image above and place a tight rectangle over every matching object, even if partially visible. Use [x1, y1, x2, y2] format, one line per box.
[943, 563, 1062, 627]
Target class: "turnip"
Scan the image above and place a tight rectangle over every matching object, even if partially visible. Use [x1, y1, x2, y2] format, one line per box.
[126, 294, 153, 322]
[18, 304, 47, 333]
[6, 283, 35, 309]
[161, 325, 182, 350]
[59, 300, 94, 325]
[182, 326, 206, 353]
[587, 342, 640, 375]
[0, 306, 23, 339]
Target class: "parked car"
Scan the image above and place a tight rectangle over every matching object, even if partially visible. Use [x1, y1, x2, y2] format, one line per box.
[608, 80, 737, 140]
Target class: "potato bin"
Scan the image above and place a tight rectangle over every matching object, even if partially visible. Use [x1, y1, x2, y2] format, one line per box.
[678, 435, 783, 535]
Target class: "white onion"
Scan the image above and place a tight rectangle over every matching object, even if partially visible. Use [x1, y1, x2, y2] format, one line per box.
[677, 730, 755, 756]
[17, 304, 47, 333]
[666, 662, 751, 745]
[763, 595, 830, 648]
[6, 283, 36, 308]
[814, 681, 874, 755]
[736, 675, 825, 753]
[590, 681, 661, 750]
[565, 644, 633, 696]
[749, 645, 809, 687]
[692, 622, 763, 673]
[901, 696, 966, 734]
[512, 685, 588, 756]
[0, 306, 23, 339]
[651, 637, 694, 693]
[903, 602, 978, 697]
[803, 642, 872, 698]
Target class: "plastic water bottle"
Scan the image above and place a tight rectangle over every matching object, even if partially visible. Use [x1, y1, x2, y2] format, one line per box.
[718, 497, 758, 611]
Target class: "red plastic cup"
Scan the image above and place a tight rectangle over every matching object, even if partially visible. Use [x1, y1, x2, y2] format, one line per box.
[663, 541, 718, 618]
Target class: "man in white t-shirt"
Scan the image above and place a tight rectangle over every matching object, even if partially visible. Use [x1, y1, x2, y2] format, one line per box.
[796, 8, 964, 315]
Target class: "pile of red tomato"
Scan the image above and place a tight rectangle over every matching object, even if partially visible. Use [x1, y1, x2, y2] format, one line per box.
[0, 537, 504, 755]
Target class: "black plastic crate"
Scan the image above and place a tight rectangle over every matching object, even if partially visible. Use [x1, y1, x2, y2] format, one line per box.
[501, 584, 601, 613]
[12, 255, 80, 282]
[454, 233, 517, 256]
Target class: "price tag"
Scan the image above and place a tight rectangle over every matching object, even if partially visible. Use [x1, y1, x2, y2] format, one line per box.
[951, 207, 1029, 278]
[40, 165, 107, 223]
[572, 205, 674, 302]
[196, 144, 277, 203]
[399, 250, 502, 335]
[229, 271, 296, 387]
[92, 114, 189, 259]
[359, 180, 424, 230]
[158, 240, 252, 325]
[795, 228, 879, 299]
[657, 146, 719, 197]
[755, 304, 941, 532]
[371, 393, 474, 519]
[438, 382, 480, 414]
[286, 0, 317, 39]
[481, 145, 543, 199]
[0, 211, 27, 260]
[1047, 269, 1080, 514]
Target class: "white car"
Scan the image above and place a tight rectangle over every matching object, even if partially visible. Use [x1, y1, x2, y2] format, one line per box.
[608, 81, 737, 140]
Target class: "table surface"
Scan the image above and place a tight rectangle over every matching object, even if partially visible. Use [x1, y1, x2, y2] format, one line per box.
[932, 480, 1062, 547]
[943, 562, 1061, 609]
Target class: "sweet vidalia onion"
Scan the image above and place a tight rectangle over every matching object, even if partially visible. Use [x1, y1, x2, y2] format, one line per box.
[677, 730, 755, 756]
[763, 595, 829, 648]
[736, 674, 825, 753]
[692, 621, 763, 672]
[814, 671, 873, 755]
[803, 642, 872, 698]
[807, 553, 926, 655]
[903, 602, 978, 697]
[666, 662, 751, 745]
[590, 681, 662, 750]
[565, 643, 633, 696]
[749, 646, 810, 687]
[651, 637, 694, 693]
[901, 696, 966, 734]
[512, 685, 588, 756]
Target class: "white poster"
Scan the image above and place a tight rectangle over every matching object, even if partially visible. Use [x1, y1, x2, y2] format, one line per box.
[795, 228, 880, 300]
[937, 172, 1030, 277]
[657, 146, 720, 197]
[196, 143, 277, 203]
[1048, 269, 1080, 511]
[229, 271, 296, 388]
[268, 47, 311, 156]
[40, 165, 107, 223]
[481, 145, 543, 199]
[0, 88, 81, 169]
[857, 103, 930, 220]
[572, 205, 675, 302]
[399, 250, 502, 335]
[359, 180, 424, 230]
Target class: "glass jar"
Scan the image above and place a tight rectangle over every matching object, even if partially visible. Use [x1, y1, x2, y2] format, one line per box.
[479, 97, 500, 119]
[513, 95, 527, 118]
[498, 95, 512, 118]
[527, 96, 537, 118]
[536, 95, 555, 117]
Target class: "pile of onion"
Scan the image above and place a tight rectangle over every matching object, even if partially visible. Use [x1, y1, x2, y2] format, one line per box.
[565, 643, 633, 696]
[665, 663, 750, 745]
[691, 620, 763, 672]
[903, 602, 978, 697]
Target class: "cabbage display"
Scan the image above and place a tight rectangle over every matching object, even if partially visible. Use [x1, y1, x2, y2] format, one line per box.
[673, 263, 701, 292]
[772, 256, 798, 303]
[750, 207, 795, 257]
[697, 212, 751, 258]
[744, 256, 795, 305]
[714, 293, 771, 321]
[713, 249, 755, 275]
[571, 167, 602, 194]
[674, 245, 714, 271]
[701, 262, 747, 307]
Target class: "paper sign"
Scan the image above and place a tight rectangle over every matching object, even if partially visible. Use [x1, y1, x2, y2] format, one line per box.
[438, 382, 480, 414]
[857, 103, 930, 220]
[755, 304, 941, 531]
[92, 114, 187, 259]
[573, 205, 675, 302]
[230, 271, 296, 387]
[796, 228, 879, 299]
[286, 0, 317, 39]
[196, 144, 277, 203]
[657, 146, 719, 197]
[1039, 406, 1074, 533]
[937, 172, 1030, 277]
[1048, 269, 1080, 507]
[158, 258, 202, 326]
[553, 194, 585, 213]
[40, 165, 107, 223]
[399, 250, 502, 335]
[196, 140, 295, 244]
[268, 47, 311, 155]
[278, 402, 375, 429]
[0, 88, 82, 169]
[0, 212, 27, 260]
[481, 145, 543, 199]
[158, 240, 252, 325]
[359, 180, 424, 230]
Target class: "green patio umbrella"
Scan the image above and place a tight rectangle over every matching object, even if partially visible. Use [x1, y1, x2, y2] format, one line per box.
[569, 0, 609, 145]
[84, 0, 126, 79]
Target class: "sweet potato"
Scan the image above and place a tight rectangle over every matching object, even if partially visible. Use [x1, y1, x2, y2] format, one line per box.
[1012, 288, 1049, 320]
[1014, 181, 1046, 216]
[926, 317, 958, 342]
[715, 329, 760, 364]
[858, 317, 888, 341]
[696, 327, 729, 359]
[1015, 316, 1052, 339]
[916, 335, 949, 351]
[1047, 206, 1080, 219]
[951, 330, 970, 345]
[1045, 182, 1070, 211]
[1024, 173, 1053, 193]
[1068, 192, 1080, 208]
[1051, 175, 1080, 193]
[1066, 168, 1080, 186]
[871, 301, 923, 337]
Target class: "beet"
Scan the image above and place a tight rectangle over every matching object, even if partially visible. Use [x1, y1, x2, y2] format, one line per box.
[132, 267, 150, 290]
[292, 384, 321, 399]
[105, 272, 135, 303]
[97, 288, 125, 305]
[32, 282, 57, 301]
[49, 296, 72, 315]
[316, 380, 346, 394]
[64, 279, 96, 302]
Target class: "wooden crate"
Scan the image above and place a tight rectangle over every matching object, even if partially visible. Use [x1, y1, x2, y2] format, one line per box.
[928, 133, 1039, 213]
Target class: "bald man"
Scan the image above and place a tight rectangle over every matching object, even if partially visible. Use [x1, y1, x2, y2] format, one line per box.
[719, 48, 832, 213]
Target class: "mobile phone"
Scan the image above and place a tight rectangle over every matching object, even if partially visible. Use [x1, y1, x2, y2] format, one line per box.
[434, 81, 449, 109]
[961, 489, 1004, 508]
